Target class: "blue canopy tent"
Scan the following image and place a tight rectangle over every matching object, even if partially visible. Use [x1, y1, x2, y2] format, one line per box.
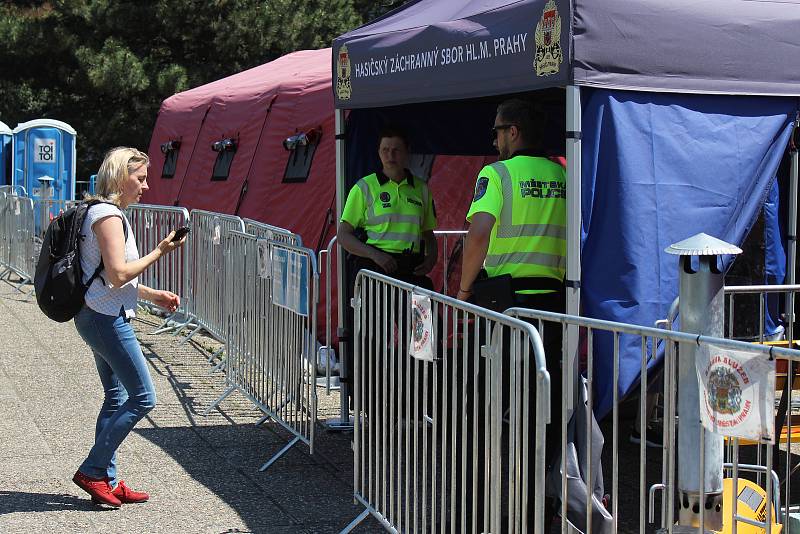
[331, 0, 800, 417]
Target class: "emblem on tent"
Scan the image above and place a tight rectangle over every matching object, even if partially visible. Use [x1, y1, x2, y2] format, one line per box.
[336, 44, 352, 100]
[534, 0, 563, 77]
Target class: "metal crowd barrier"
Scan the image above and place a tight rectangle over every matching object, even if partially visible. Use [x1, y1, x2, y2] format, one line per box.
[182, 209, 245, 349]
[0, 185, 27, 196]
[319, 230, 470, 430]
[433, 230, 467, 297]
[31, 198, 79, 237]
[126, 204, 190, 324]
[342, 270, 550, 534]
[243, 218, 301, 246]
[0, 193, 36, 289]
[0, 193, 9, 273]
[505, 306, 800, 534]
[318, 236, 342, 394]
[723, 284, 800, 524]
[206, 229, 319, 472]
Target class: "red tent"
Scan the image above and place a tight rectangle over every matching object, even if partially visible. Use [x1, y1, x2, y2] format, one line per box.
[144, 48, 492, 338]
[145, 48, 491, 255]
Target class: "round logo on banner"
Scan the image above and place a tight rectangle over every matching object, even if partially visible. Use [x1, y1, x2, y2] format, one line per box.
[703, 354, 753, 426]
[413, 306, 426, 344]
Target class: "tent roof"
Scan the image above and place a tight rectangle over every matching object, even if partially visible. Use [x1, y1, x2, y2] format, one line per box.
[162, 48, 331, 112]
[332, 0, 800, 109]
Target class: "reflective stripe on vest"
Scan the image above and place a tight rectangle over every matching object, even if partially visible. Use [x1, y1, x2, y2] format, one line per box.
[484, 250, 566, 270]
[486, 160, 566, 273]
[366, 230, 421, 243]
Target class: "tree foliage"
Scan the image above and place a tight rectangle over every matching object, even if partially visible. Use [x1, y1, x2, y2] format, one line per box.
[0, 0, 397, 179]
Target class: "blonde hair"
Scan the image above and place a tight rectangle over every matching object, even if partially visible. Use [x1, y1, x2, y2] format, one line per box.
[85, 147, 150, 205]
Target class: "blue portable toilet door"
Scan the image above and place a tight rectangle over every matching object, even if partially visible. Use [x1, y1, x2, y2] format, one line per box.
[0, 121, 11, 186]
[12, 119, 77, 206]
[26, 128, 67, 201]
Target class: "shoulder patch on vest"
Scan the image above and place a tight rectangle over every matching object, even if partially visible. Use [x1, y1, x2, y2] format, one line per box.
[473, 177, 489, 202]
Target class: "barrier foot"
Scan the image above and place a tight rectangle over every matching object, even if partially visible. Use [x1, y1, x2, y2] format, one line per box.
[209, 357, 226, 374]
[324, 418, 354, 432]
[0, 267, 10, 280]
[167, 319, 195, 337]
[259, 436, 301, 472]
[208, 346, 225, 365]
[203, 385, 236, 416]
[151, 311, 181, 334]
[179, 324, 203, 345]
[13, 277, 30, 292]
[339, 509, 370, 534]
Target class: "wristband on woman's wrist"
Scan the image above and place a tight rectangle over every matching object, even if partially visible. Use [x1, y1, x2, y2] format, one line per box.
[459, 287, 472, 293]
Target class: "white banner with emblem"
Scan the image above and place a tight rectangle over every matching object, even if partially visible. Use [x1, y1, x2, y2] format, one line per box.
[410, 293, 435, 362]
[695, 343, 776, 443]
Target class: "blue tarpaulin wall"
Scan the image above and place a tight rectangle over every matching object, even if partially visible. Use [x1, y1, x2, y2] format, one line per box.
[764, 181, 786, 336]
[581, 89, 797, 417]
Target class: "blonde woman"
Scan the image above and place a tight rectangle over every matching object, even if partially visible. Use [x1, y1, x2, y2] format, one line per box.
[71, 147, 185, 507]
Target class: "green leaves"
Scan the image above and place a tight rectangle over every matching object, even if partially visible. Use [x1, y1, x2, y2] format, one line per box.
[0, 0, 396, 180]
[76, 39, 149, 96]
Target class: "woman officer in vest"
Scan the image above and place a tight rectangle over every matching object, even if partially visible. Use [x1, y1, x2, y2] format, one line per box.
[337, 125, 438, 283]
[337, 125, 438, 408]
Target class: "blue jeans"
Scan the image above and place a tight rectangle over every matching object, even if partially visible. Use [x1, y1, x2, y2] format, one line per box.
[74, 306, 156, 485]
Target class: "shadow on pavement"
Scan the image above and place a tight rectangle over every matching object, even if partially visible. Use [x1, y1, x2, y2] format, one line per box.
[0, 491, 113, 515]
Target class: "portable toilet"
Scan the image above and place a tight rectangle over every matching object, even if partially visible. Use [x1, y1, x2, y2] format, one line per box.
[12, 119, 77, 229]
[0, 121, 11, 186]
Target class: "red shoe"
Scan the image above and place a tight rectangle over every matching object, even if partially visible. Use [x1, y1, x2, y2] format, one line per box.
[72, 471, 121, 508]
[108, 480, 149, 504]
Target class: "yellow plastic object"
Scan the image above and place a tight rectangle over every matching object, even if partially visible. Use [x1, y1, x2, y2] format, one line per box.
[721, 478, 782, 534]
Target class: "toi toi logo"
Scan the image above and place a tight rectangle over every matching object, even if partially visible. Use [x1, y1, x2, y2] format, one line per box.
[36, 141, 56, 162]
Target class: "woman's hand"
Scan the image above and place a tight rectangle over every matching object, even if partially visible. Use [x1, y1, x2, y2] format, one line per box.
[156, 230, 187, 256]
[151, 290, 180, 312]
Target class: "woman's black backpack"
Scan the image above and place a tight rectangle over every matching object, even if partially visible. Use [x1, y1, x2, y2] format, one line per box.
[34, 200, 123, 322]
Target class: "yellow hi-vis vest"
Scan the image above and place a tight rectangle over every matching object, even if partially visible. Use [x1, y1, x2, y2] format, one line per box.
[340, 171, 436, 254]
[467, 155, 567, 282]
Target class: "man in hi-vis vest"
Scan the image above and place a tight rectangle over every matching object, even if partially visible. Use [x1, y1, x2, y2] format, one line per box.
[458, 98, 566, 528]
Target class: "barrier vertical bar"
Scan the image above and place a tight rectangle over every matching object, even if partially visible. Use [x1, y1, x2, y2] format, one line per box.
[565, 84, 582, 417]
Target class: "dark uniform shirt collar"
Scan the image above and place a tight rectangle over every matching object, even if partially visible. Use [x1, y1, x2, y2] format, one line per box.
[510, 149, 545, 159]
[376, 168, 414, 187]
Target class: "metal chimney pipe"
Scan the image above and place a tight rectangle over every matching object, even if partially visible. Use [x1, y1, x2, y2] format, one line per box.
[666, 233, 742, 531]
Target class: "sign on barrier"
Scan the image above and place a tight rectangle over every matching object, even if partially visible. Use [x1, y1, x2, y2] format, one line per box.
[271, 246, 309, 316]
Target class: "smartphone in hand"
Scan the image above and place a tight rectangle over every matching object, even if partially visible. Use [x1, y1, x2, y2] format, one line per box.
[171, 226, 190, 242]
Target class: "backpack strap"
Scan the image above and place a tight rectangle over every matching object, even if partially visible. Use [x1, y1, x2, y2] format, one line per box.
[86, 201, 129, 288]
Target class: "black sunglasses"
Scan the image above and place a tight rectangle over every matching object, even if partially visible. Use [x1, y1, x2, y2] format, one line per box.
[490, 124, 516, 141]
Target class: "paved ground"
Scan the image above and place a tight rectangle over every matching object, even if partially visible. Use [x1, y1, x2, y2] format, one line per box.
[0, 281, 382, 534]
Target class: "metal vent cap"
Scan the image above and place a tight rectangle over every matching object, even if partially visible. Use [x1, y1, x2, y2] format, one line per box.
[665, 233, 742, 256]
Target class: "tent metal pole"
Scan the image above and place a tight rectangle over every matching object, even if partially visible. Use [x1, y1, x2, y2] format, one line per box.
[565, 85, 582, 413]
[787, 116, 799, 300]
[333, 108, 352, 428]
